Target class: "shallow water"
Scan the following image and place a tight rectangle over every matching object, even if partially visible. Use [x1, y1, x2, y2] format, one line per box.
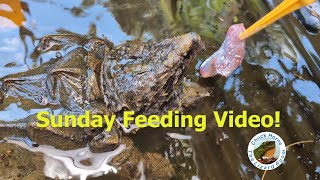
[0, 0, 319, 179]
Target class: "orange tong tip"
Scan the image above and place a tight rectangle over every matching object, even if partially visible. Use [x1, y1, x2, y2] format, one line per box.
[239, 0, 317, 40]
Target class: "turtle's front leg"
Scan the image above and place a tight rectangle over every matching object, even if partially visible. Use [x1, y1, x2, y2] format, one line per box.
[0, 46, 89, 110]
[1, 73, 59, 107]
[48, 67, 93, 111]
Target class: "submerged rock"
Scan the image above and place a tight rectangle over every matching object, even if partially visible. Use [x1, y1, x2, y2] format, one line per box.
[0, 143, 45, 180]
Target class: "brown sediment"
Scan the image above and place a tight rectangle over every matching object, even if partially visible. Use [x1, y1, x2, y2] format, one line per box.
[27, 124, 88, 150]
[0, 143, 45, 179]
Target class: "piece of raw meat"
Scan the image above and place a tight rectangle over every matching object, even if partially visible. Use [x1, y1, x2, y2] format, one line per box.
[200, 24, 246, 78]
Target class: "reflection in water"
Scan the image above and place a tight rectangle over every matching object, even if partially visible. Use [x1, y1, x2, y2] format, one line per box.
[0, 0, 36, 71]
[0, 0, 25, 26]
[188, 0, 320, 178]
[105, 0, 242, 43]
[268, 0, 320, 84]
[293, 79, 320, 104]
[0, 0, 319, 180]
[105, 0, 168, 41]
[6, 138, 126, 180]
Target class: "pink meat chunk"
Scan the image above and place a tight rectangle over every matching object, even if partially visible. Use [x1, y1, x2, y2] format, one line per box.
[200, 24, 246, 78]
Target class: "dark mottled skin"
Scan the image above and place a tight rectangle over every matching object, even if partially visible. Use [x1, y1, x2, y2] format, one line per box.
[0, 33, 210, 179]
[101, 33, 205, 115]
[1, 33, 204, 114]
[0, 33, 208, 151]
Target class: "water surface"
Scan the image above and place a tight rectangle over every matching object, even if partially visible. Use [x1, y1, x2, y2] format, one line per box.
[0, 0, 319, 179]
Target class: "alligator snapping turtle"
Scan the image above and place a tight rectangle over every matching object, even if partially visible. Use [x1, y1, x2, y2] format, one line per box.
[0, 32, 209, 151]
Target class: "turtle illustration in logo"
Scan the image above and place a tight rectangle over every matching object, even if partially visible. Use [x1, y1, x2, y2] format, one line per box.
[254, 141, 278, 164]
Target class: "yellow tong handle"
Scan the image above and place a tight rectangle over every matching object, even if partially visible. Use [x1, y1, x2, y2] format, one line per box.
[239, 0, 317, 40]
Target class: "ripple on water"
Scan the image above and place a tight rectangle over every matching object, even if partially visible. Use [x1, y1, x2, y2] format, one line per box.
[265, 69, 286, 88]
[6, 138, 126, 180]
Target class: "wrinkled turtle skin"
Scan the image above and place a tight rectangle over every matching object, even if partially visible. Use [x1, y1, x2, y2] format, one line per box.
[101, 33, 207, 115]
[1, 33, 205, 114]
[0, 32, 208, 142]
[0, 33, 209, 179]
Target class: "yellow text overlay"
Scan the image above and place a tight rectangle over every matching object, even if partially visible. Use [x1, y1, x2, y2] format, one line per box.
[36, 110, 281, 132]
